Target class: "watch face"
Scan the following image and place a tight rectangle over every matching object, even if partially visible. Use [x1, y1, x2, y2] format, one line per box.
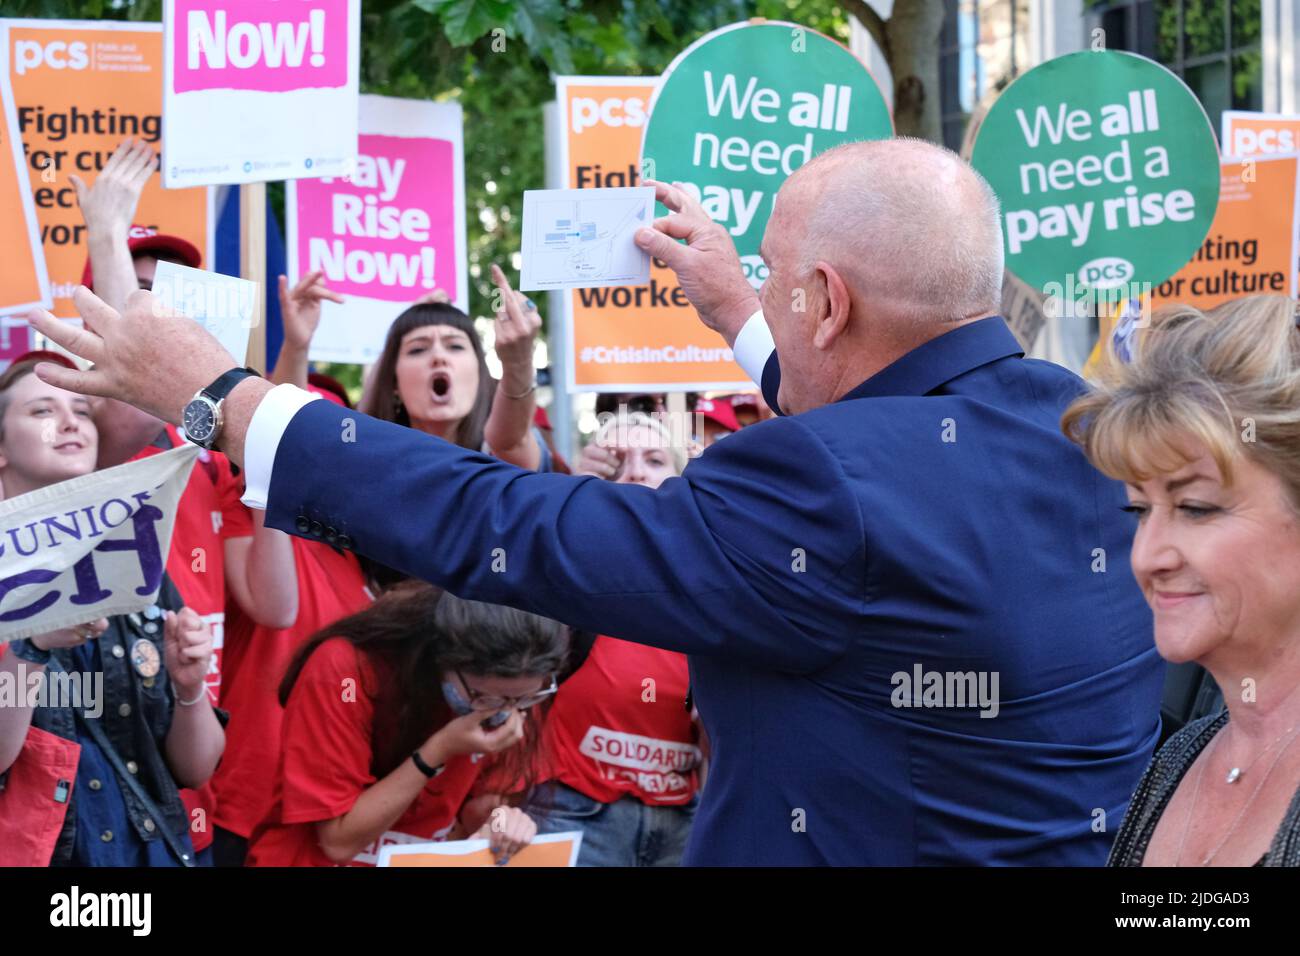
[183, 398, 218, 442]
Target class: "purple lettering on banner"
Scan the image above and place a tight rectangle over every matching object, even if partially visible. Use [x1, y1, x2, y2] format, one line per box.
[0, 569, 60, 622]
[89, 502, 165, 598]
[68, 552, 112, 606]
[172, 0, 350, 94]
[6, 522, 40, 557]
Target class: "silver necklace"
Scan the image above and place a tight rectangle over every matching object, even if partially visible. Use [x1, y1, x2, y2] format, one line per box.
[1223, 720, 1299, 783]
[1221, 686, 1300, 783]
[1175, 723, 1300, 866]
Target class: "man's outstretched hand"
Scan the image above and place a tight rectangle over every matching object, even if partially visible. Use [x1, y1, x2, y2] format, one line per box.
[633, 180, 760, 348]
[23, 287, 269, 467]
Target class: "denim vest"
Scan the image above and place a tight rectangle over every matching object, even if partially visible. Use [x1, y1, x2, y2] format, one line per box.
[29, 576, 190, 866]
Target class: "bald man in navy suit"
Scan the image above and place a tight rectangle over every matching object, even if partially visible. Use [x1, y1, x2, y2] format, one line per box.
[32, 138, 1162, 865]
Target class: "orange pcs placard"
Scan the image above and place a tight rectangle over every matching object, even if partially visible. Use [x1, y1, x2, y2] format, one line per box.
[2, 19, 211, 318]
[1151, 155, 1299, 311]
[557, 77, 749, 392]
[0, 72, 47, 314]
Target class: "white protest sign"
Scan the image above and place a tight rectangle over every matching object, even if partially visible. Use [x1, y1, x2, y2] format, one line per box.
[286, 94, 467, 364]
[519, 186, 653, 292]
[0, 445, 198, 642]
[161, 0, 361, 187]
[151, 261, 256, 364]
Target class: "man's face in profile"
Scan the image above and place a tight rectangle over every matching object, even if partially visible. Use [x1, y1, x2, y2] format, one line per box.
[758, 187, 820, 415]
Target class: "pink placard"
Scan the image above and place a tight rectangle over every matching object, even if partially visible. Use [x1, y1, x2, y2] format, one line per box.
[172, 0, 349, 93]
[295, 134, 458, 303]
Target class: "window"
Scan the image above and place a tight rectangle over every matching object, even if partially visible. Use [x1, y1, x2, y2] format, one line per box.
[940, 1, 1029, 151]
[940, 1, 984, 150]
[1084, 0, 1263, 129]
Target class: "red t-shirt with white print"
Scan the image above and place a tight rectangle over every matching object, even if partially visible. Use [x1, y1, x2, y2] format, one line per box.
[131, 424, 252, 702]
[131, 424, 252, 852]
[245, 638, 489, 867]
[540, 636, 700, 806]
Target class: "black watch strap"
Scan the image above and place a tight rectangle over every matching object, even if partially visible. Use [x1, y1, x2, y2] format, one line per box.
[410, 750, 445, 779]
[200, 366, 261, 403]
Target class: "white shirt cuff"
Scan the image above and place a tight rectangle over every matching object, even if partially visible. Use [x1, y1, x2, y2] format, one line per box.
[240, 383, 320, 510]
[732, 310, 776, 387]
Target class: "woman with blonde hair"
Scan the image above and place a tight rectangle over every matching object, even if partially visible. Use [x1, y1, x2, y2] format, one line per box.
[529, 409, 703, 866]
[1062, 295, 1300, 866]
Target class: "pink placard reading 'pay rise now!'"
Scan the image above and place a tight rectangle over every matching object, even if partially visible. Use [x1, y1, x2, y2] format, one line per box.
[172, 0, 349, 92]
[295, 135, 458, 302]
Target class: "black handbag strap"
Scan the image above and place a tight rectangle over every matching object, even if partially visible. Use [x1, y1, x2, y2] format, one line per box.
[80, 716, 195, 867]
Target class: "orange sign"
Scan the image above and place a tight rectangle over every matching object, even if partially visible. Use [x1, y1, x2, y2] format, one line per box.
[2, 19, 211, 318]
[0, 66, 47, 313]
[1152, 155, 1299, 310]
[558, 76, 749, 392]
[1221, 110, 1300, 158]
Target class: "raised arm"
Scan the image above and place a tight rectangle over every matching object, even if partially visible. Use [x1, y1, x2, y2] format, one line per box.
[271, 271, 344, 389]
[74, 140, 173, 467]
[258, 396, 862, 671]
[27, 287, 845, 670]
[74, 139, 155, 314]
[483, 264, 543, 470]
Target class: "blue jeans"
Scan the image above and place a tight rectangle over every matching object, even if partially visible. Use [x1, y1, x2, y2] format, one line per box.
[529, 782, 698, 867]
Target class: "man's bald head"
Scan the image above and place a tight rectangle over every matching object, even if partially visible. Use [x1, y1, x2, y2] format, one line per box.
[780, 138, 1004, 324]
[755, 138, 1006, 414]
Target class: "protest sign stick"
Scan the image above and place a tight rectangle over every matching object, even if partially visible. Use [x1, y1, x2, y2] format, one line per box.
[240, 181, 266, 371]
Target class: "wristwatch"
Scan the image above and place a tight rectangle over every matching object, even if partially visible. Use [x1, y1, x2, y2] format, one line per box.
[8, 638, 51, 665]
[410, 750, 446, 779]
[182, 367, 261, 450]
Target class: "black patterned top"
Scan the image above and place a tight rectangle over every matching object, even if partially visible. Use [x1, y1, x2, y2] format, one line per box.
[1108, 710, 1300, 867]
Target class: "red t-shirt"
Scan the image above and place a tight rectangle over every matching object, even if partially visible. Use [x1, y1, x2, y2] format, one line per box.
[132, 425, 252, 853]
[246, 638, 488, 867]
[212, 535, 372, 838]
[131, 425, 252, 702]
[541, 636, 701, 806]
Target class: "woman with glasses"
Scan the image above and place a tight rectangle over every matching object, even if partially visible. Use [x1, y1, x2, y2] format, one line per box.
[245, 583, 567, 866]
[528, 412, 705, 866]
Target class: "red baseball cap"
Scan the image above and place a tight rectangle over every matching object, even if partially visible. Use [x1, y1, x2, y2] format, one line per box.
[8, 349, 78, 371]
[307, 373, 352, 409]
[695, 397, 740, 433]
[81, 231, 202, 290]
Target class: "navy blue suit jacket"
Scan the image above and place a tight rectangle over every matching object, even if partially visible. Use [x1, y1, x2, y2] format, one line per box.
[264, 317, 1162, 865]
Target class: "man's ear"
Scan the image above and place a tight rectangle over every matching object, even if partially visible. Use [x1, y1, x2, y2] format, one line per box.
[812, 261, 851, 351]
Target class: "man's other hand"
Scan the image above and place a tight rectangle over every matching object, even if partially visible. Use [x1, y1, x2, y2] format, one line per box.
[24, 286, 236, 426]
[633, 179, 760, 348]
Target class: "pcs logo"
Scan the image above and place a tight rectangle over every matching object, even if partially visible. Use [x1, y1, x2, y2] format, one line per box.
[1078, 257, 1134, 290]
[13, 40, 90, 75]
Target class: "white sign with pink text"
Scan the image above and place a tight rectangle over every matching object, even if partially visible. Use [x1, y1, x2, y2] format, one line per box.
[161, 0, 360, 188]
[286, 94, 468, 364]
